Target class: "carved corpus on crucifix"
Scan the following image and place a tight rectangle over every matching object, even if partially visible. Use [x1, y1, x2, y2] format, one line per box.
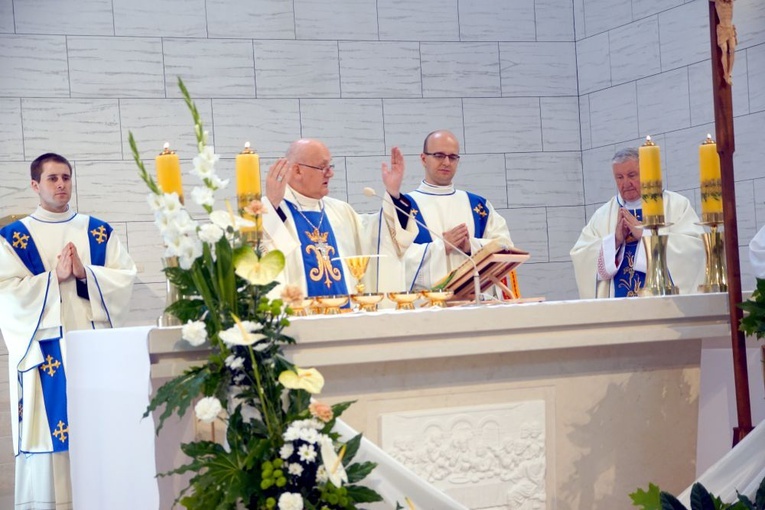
[711, 0, 737, 85]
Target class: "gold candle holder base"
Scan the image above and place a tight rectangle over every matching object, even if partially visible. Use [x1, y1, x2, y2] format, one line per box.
[698, 224, 727, 293]
[158, 256, 182, 327]
[639, 225, 678, 297]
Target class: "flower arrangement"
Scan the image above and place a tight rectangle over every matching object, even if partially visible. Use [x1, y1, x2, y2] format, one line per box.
[128, 78, 382, 510]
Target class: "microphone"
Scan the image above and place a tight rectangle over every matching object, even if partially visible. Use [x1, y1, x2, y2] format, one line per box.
[363, 187, 482, 305]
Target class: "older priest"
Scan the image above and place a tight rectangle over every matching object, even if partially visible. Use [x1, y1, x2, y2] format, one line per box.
[570, 148, 705, 299]
[261, 139, 417, 299]
[0, 153, 136, 509]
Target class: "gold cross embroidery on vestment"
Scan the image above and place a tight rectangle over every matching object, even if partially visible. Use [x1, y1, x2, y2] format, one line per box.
[53, 420, 69, 443]
[473, 203, 488, 217]
[90, 225, 107, 244]
[12, 232, 29, 249]
[40, 354, 61, 377]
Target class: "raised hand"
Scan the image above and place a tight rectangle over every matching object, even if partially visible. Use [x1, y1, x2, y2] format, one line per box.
[265, 158, 292, 209]
[382, 147, 405, 199]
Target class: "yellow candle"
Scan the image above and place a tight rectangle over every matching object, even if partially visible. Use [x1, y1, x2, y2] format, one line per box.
[155, 142, 183, 202]
[236, 142, 261, 199]
[639, 136, 664, 219]
[699, 134, 723, 219]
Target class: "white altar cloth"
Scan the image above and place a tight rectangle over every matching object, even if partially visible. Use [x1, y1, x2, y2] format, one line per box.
[66, 326, 160, 510]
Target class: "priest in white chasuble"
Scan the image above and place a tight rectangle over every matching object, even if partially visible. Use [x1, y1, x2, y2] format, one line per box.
[570, 148, 705, 299]
[261, 139, 418, 301]
[0, 153, 136, 509]
[401, 130, 513, 291]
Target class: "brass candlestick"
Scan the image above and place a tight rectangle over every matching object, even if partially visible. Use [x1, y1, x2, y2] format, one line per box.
[158, 256, 182, 327]
[698, 219, 727, 293]
[639, 217, 678, 297]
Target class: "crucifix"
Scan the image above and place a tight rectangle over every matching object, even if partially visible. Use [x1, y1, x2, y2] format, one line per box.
[708, 0, 752, 444]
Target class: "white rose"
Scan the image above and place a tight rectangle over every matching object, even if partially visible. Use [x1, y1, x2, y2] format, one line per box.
[181, 321, 207, 347]
[194, 397, 222, 423]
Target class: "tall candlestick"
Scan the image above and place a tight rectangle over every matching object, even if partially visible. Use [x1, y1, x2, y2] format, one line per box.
[236, 142, 260, 205]
[639, 136, 664, 223]
[156, 142, 183, 203]
[699, 134, 723, 223]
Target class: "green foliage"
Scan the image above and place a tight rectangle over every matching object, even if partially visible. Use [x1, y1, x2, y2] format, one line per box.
[739, 278, 765, 341]
[632, 478, 765, 510]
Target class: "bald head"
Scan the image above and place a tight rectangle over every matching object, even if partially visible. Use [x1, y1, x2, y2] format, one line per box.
[285, 138, 334, 199]
[423, 130, 459, 153]
[420, 130, 461, 186]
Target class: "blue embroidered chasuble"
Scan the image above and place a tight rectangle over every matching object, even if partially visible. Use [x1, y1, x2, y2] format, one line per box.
[0, 216, 111, 453]
[284, 201, 349, 299]
[614, 207, 645, 298]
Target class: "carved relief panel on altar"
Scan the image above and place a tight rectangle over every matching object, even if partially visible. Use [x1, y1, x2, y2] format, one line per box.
[380, 401, 546, 510]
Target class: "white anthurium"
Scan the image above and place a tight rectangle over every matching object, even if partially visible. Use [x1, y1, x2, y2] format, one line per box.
[233, 247, 285, 286]
[218, 319, 268, 348]
[209, 210, 256, 233]
[319, 436, 348, 487]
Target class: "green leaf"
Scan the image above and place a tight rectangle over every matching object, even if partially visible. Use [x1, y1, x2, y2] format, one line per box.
[690, 483, 716, 510]
[145, 366, 210, 433]
[660, 492, 688, 510]
[342, 433, 363, 465]
[344, 484, 384, 504]
[345, 461, 377, 484]
[330, 400, 355, 420]
[631, 483, 662, 509]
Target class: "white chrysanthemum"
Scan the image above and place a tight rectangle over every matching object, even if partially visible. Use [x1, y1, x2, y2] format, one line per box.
[283, 426, 300, 442]
[198, 223, 224, 244]
[287, 463, 303, 476]
[194, 397, 222, 423]
[181, 320, 207, 347]
[280, 443, 294, 459]
[315, 465, 329, 484]
[277, 493, 303, 510]
[297, 444, 317, 464]
[224, 355, 245, 371]
[218, 321, 267, 347]
[297, 428, 319, 445]
[192, 146, 220, 180]
[191, 186, 215, 208]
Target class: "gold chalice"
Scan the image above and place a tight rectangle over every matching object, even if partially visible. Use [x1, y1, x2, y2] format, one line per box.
[346, 255, 371, 294]
[420, 290, 454, 308]
[386, 292, 421, 311]
[315, 295, 349, 315]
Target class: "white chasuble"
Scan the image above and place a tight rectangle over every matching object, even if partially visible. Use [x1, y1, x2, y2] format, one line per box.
[0, 206, 136, 509]
[750, 226, 765, 279]
[262, 187, 417, 298]
[570, 191, 705, 299]
[402, 182, 513, 291]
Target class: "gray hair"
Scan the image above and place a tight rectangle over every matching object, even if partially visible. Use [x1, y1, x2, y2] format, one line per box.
[611, 147, 639, 165]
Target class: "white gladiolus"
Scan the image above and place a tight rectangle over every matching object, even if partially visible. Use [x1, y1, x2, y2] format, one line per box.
[194, 397, 222, 423]
[192, 186, 215, 208]
[182, 321, 207, 347]
[178, 235, 203, 269]
[192, 146, 220, 180]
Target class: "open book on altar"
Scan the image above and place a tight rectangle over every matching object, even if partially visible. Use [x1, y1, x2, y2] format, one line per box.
[434, 239, 530, 301]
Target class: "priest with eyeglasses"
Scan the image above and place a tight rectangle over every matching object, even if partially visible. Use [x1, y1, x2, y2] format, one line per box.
[261, 139, 418, 301]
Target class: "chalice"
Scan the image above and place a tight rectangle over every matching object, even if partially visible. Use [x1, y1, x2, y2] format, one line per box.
[338, 255, 384, 312]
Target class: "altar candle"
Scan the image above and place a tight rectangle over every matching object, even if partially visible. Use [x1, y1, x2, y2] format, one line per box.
[639, 136, 664, 218]
[236, 142, 260, 199]
[155, 142, 183, 202]
[699, 134, 723, 217]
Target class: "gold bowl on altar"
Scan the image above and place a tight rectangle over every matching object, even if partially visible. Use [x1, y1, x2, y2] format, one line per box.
[314, 295, 350, 315]
[351, 292, 384, 312]
[386, 292, 420, 311]
[420, 290, 454, 308]
[289, 298, 316, 317]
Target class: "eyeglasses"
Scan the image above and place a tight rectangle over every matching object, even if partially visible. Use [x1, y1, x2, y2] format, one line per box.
[424, 152, 460, 162]
[298, 162, 335, 174]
